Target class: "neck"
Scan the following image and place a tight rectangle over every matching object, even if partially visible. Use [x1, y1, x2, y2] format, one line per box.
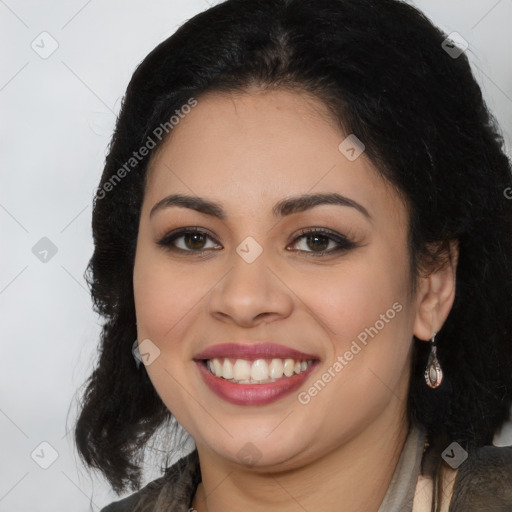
[191, 412, 411, 512]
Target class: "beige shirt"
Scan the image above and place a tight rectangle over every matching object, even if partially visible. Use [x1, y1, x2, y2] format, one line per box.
[377, 423, 428, 512]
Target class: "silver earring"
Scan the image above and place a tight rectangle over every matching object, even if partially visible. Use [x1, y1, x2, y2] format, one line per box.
[424, 332, 443, 388]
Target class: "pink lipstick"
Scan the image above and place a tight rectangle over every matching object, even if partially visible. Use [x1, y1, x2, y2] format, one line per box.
[194, 342, 320, 405]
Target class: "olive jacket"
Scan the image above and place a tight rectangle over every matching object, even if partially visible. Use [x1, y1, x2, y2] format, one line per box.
[101, 425, 512, 512]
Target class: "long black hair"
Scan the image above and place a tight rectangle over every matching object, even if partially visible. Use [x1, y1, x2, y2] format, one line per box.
[74, 0, 512, 494]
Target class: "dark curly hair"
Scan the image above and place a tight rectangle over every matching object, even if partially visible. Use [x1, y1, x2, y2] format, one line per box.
[74, 0, 512, 495]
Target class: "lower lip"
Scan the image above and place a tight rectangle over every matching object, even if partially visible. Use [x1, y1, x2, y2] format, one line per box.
[195, 360, 319, 405]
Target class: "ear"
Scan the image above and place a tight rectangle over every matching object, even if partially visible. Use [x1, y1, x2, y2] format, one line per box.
[413, 240, 459, 341]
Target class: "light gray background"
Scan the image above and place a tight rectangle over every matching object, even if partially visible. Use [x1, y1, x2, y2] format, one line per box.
[1, 1, 511, 510]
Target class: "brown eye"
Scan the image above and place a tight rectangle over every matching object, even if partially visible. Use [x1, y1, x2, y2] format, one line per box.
[157, 228, 221, 252]
[304, 233, 330, 252]
[289, 228, 357, 255]
[183, 232, 207, 250]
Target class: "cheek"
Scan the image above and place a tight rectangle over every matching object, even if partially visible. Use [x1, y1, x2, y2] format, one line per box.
[290, 243, 412, 386]
[133, 243, 209, 344]
[291, 255, 407, 341]
[292, 261, 412, 428]
[132, 247, 206, 418]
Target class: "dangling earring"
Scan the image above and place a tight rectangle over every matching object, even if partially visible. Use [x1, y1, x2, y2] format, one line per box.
[424, 332, 443, 388]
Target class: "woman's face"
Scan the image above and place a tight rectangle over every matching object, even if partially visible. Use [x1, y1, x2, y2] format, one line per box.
[133, 88, 421, 470]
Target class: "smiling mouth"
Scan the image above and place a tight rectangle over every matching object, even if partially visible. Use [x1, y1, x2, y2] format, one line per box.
[201, 357, 316, 384]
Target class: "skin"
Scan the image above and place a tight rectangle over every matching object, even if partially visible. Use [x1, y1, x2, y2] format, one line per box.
[132, 87, 458, 512]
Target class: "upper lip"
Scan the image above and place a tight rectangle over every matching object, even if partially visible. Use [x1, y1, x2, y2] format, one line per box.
[193, 342, 319, 361]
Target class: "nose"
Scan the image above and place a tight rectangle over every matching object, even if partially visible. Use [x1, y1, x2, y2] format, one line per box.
[207, 247, 294, 328]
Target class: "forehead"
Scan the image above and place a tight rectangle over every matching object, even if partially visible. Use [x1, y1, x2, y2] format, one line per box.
[143, 88, 405, 225]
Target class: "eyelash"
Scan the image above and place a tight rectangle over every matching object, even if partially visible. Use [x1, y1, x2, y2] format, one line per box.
[156, 227, 358, 257]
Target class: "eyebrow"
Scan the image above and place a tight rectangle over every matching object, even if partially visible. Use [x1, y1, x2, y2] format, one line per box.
[149, 192, 371, 221]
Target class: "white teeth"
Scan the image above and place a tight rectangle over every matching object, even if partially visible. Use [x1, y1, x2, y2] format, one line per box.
[233, 359, 251, 380]
[205, 357, 314, 383]
[251, 359, 269, 381]
[213, 358, 223, 376]
[283, 359, 295, 377]
[222, 358, 233, 379]
[269, 359, 284, 379]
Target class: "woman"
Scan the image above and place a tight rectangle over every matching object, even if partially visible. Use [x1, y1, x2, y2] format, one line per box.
[74, 0, 512, 510]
